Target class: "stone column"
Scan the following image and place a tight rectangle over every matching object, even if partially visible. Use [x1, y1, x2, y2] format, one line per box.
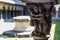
[13, 10, 15, 17]
[1, 10, 3, 19]
[9, 10, 11, 18]
[15, 10, 17, 16]
[1, 10, 4, 21]
[7, 10, 10, 19]
[23, 7, 26, 15]
[0, 10, 1, 19]
[9, 10, 11, 19]
[6, 10, 8, 19]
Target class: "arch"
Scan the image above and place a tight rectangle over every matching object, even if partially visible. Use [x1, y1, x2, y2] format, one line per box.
[3, 6, 5, 10]
[0, 9, 2, 19]
[16, 7, 19, 16]
[11, 7, 13, 10]
[11, 7, 13, 18]
[15, 7, 17, 10]
[7, 7, 11, 19]
[18, 8, 21, 16]
[2, 6, 6, 19]
[8, 7, 10, 10]
[15, 7, 17, 16]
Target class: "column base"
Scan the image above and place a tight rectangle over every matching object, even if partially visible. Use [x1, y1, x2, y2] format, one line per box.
[31, 32, 49, 40]
[32, 35, 48, 40]
[34, 38, 48, 40]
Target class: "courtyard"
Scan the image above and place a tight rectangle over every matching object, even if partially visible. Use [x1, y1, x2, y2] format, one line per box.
[0, 19, 58, 40]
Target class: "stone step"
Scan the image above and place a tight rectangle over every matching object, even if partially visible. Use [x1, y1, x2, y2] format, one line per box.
[0, 38, 34, 40]
[3, 30, 32, 38]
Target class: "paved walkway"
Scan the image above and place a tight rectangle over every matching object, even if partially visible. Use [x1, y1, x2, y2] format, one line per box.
[0, 38, 34, 40]
[0, 20, 56, 40]
[0, 22, 15, 34]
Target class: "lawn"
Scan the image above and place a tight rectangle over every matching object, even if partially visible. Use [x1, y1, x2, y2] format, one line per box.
[52, 20, 60, 40]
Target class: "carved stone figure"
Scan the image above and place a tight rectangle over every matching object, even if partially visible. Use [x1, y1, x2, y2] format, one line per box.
[26, 2, 54, 36]
[22, 0, 55, 40]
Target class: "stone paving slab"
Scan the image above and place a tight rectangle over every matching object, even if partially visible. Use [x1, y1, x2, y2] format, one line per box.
[0, 24, 56, 40]
[0, 20, 56, 40]
[0, 38, 34, 40]
[0, 22, 15, 34]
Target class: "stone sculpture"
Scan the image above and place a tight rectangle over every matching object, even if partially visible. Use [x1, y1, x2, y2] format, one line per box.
[26, 3, 54, 40]
[21, 0, 55, 40]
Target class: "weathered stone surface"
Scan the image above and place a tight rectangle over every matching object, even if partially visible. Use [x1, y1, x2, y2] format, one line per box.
[26, 2, 54, 39]
[3, 30, 33, 37]
[13, 16, 31, 31]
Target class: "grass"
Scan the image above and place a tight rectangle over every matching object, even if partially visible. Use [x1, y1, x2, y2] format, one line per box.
[52, 20, 60, 40]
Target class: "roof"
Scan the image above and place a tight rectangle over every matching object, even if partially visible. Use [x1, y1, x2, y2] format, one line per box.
[0, 0, 26, 6]
[21, 0, 54, 3]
